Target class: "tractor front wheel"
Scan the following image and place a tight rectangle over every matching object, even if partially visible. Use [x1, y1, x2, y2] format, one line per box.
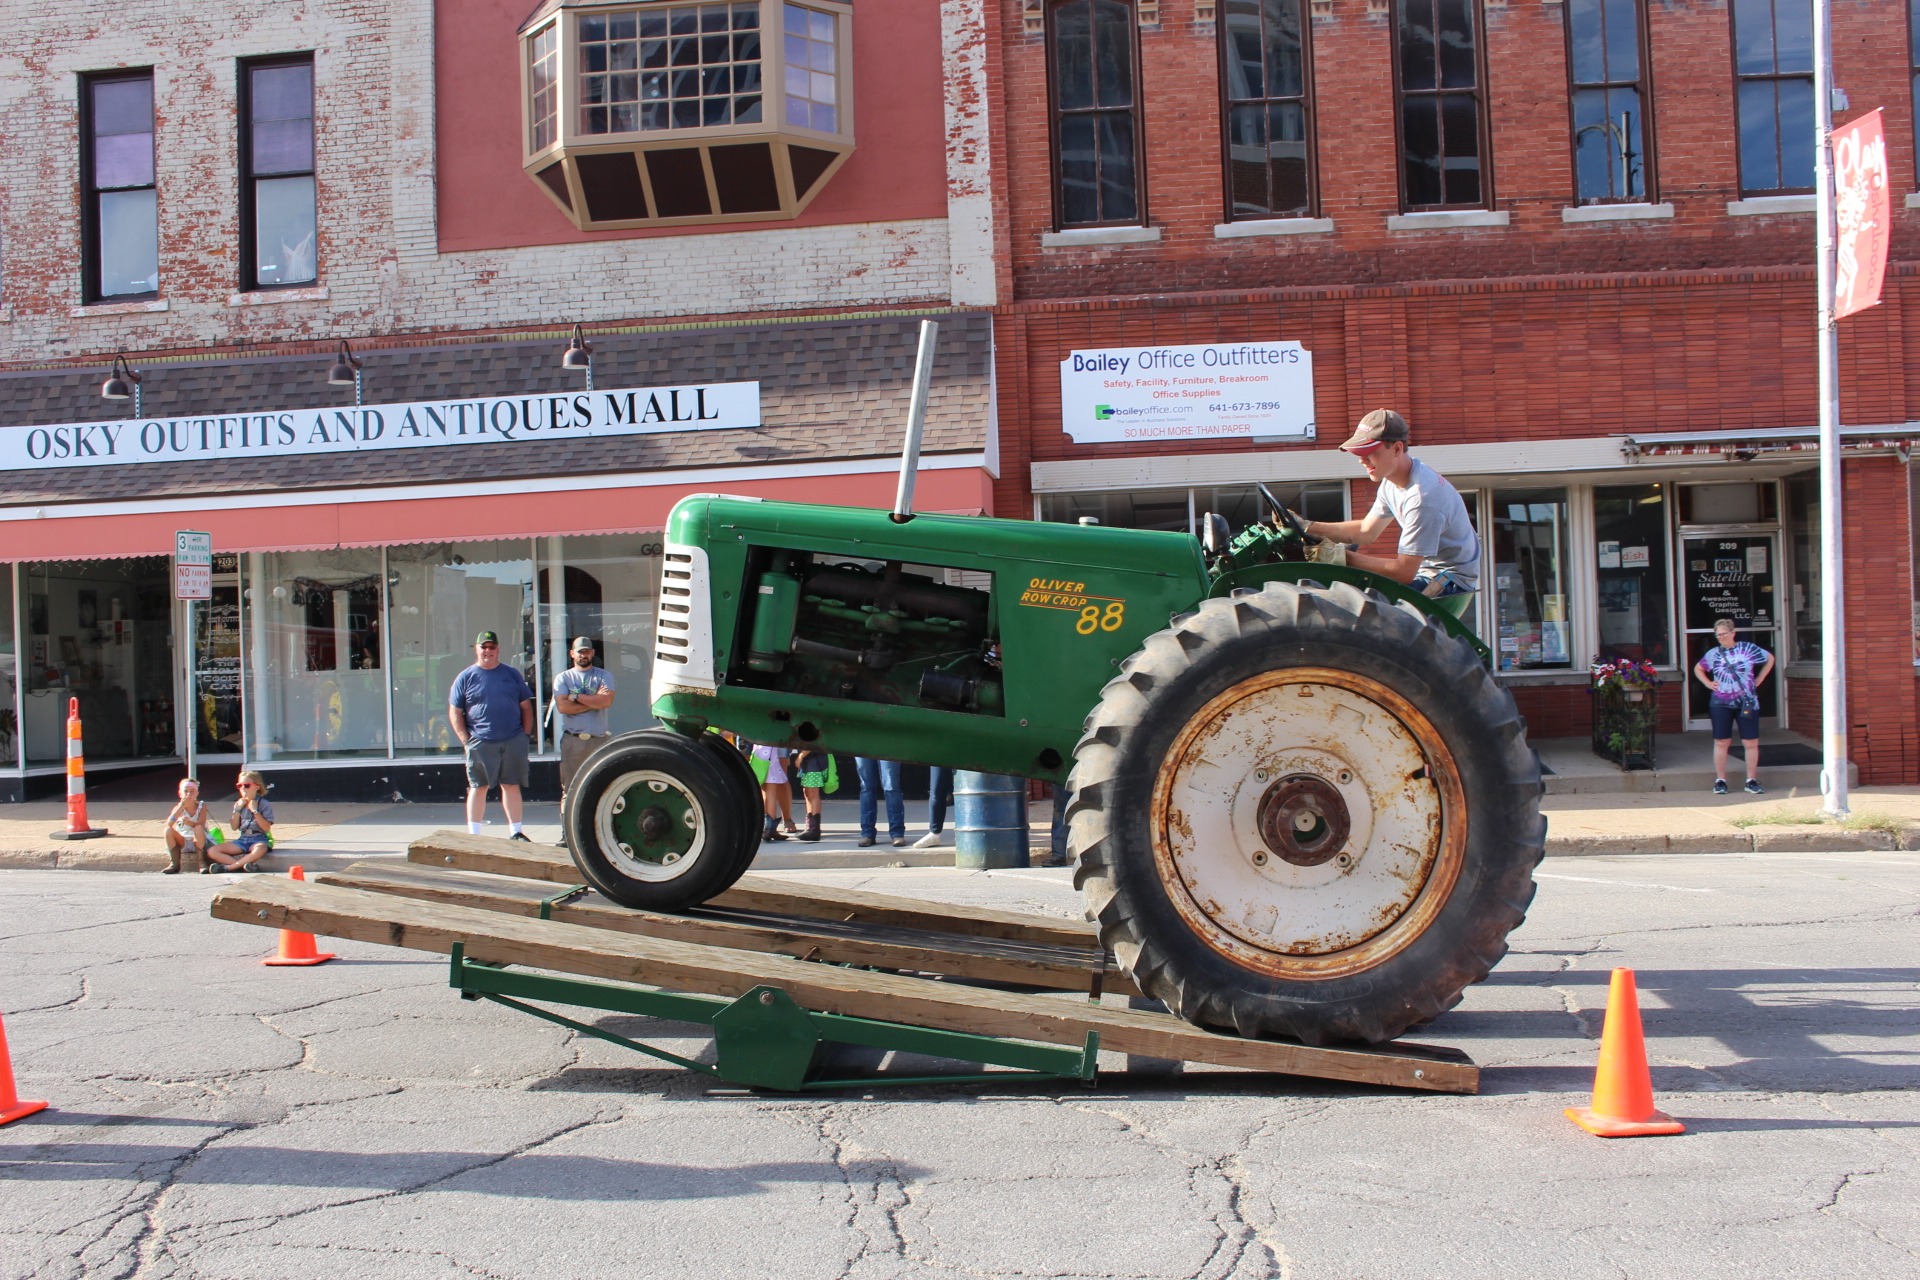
[1071, 580, 1544, 1045]
[565, 730, 756, 911]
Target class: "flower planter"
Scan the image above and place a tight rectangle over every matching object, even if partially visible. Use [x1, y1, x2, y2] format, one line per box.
[1590, 658, 1660, 771]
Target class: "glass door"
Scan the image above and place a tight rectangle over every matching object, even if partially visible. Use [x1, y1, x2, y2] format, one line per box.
[187, 553, 246, 759]
[1680, 532, 1781, 730]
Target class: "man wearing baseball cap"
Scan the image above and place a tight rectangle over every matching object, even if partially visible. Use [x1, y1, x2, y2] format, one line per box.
[448, 630, 536, 840]
[551, 635, 617, 847]
[1297, 408, 1480, 600]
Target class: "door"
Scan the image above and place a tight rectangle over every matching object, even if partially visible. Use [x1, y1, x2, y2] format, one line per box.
[186, 555, 246, 759]
[1680, 533, 1781, 730]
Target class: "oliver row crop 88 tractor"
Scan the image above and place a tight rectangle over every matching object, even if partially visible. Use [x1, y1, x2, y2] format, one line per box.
[563, 462, 1545, 1050]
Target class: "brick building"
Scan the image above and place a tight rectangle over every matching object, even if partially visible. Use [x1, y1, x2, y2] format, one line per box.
[992, 0, 1920, 783]
[0, 0, 999, 799]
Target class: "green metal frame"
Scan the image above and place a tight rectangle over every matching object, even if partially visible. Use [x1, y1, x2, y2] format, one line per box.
[447, 944, 1100, 1092]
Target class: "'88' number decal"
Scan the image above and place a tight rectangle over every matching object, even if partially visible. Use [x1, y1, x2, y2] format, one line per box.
[1075, 601, 1126, 635]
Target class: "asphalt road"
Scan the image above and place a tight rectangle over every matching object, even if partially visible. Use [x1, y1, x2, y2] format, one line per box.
[2, 852, 1917, 1280]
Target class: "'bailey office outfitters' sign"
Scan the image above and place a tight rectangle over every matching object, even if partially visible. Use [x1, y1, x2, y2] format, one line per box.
[1059, 341, 1314, 445]
[0, 382, 762, 472]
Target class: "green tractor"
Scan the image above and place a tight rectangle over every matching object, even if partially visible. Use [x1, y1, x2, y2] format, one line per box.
[562, 479, 1544, 1048]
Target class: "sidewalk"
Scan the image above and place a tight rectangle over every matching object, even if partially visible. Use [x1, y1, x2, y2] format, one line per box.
[3, 779, 1917, 872]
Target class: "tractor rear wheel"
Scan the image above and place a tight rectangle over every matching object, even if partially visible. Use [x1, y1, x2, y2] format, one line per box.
[1071, 580, 1544, 1045]
[565, 730, 756, 911]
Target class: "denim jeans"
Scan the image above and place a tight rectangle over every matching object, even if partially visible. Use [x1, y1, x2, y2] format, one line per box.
[855, 757, 905, 840]
[927, 766, 954, 834]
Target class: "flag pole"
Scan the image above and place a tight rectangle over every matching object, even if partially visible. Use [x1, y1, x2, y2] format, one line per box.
[1812, 0, 1850, 817]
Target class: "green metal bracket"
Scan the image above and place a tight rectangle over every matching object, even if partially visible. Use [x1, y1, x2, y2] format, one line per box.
[537, 884, 591, 920]
[446, 943, 1099, 1092]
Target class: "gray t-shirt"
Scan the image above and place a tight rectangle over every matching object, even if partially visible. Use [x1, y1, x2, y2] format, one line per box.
[1367, 458, 1481, 589]
[554, 665, 615, 735]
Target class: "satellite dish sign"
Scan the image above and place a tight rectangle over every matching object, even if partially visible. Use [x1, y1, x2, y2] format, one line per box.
[1833, 108, 1889, 322]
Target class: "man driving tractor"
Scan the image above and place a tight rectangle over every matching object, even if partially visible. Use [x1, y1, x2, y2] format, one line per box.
[1298, 408, 1481, 602]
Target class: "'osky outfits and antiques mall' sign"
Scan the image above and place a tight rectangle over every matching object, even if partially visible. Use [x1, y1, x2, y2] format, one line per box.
[0, 382, 761, 471]
[1059, 341, 1314, 444]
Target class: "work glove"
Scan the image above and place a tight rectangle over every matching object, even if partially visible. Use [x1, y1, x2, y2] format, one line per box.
[1310, 539, 1348, 567]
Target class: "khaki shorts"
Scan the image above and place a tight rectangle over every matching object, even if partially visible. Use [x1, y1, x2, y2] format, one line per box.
[558, 732, 609, 793]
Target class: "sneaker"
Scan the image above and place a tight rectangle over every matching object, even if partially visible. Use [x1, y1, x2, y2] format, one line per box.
[509, 831, 532, 842]
[1744, 779, 1765, 795]
[912, 831, 944, 849]
[1712, 779, 1729, 795]
[891, 836, 909, 847]
[857, 836, 876, 848]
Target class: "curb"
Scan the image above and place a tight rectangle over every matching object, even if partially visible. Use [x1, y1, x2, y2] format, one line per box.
[1545, 826, 1918, 856]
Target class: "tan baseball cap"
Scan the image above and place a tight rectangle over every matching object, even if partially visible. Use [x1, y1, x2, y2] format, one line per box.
[1338, 408, 1410, 453]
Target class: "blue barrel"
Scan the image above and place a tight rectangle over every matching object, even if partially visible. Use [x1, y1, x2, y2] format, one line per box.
[954, 771, 1029, 869]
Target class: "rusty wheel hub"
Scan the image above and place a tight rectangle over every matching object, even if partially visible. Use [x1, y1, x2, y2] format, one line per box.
[1256, 775, 1352, 867]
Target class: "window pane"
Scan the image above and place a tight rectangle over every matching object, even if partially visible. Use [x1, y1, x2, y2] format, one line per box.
[1595, 485, 1671, 665]
[1227, 104, 1270, 213]
[94, 131, 153, 189]
[386, 542, 535, 757]
[1040, 488, 1192, 532]
[1092, 0, 1133, 107]
[251, 63, 313, 122]
[249, 549, 387, 761]
[1097, 112, 1138, 222]
[1058, 112, 1099, 224]
[1491, 489, 1572, 671]
[91, 78, 153, 138]
[97, 188, 159, 296]
[1440, 94, 1480, 203]
[23, 559, 172, 765]
[1225, 4, 1265, 98]
[1398, 0, 1437, 92]
[1568, 0, 1605, 82]
[1731, 0, 1776, 73]
[1773, 0, 1813, 73]
[1787, 475, 1820, 660]
[1573, 86, 1642, 200]
[1265, 0, 1303, 96]
[254, 175, 317, 286]
[1737, 79, 1780, 191]
[1602, 0, 1638, 80]
[1267, 101, 1309, 213]
[1775, 76, 1814, 188]
[1054, 0, 1093, 109]
[252, 118, 314, 175]
[1436, 0, 1476, 88]
[1402, 96, 1442, 206]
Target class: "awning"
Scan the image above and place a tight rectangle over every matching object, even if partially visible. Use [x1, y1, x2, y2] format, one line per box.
[1624, 424, 1914, 460]
[0, 458, 996, 562]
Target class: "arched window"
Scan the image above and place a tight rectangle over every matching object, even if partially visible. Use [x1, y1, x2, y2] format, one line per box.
[1048, 0, 1143, 228]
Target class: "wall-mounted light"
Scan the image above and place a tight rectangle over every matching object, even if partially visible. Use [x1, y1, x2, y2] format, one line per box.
[561, 324, 594, 391]
[101, 354, 143, 417]
[327, 340, 364, 407]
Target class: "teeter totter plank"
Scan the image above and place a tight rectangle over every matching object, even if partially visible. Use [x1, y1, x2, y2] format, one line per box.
[406, 830, 1103, 949]
[212, 875, 1477, 1093]
[320, 859, 1143, 998]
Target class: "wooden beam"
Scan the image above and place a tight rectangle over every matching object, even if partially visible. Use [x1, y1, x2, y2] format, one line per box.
[406, 830, 1101, 948]
[211, 876, 1477, 1094]
[320, 861, 1140, 998]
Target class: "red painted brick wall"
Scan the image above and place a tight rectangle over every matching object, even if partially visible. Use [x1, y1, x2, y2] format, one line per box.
[1508, 678, 1684, 744]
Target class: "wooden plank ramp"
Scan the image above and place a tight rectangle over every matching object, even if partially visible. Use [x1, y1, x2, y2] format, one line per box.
[320, 859, 1143, 998]
[212, 875, 1477, 1094]
[407, 830, 1100, 949]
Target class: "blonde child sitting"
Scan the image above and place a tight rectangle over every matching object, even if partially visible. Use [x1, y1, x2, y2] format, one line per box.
[162, 778, 209, 875]
[206, 771, 275, 872]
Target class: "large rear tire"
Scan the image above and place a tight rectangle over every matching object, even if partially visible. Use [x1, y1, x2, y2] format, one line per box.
[1070, 581, 1544, 1045]
[565, 730, 756, 911]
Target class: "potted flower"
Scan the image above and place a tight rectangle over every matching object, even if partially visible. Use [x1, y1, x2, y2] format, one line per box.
[1589, 657, 1662, 770]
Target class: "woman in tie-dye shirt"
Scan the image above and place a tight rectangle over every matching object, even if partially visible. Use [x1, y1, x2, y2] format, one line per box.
[1694, 619, 1774, 796]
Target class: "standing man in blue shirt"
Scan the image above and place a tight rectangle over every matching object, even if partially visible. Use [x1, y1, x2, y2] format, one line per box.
[449, 629, 536, 841]
[552, 635, 616, 846]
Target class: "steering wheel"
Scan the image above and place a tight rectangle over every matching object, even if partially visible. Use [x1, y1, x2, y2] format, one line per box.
[1257, 482, 1315, 543]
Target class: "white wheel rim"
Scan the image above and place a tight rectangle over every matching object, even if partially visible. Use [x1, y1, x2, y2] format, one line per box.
[593, 769, 707, 883]
[1152, 668, 1465, 976]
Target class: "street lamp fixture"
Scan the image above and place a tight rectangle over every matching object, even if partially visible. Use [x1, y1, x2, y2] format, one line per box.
[101, 354, 143, 417]
[562, 324, 594, 391]
[327, 340, 364, 407]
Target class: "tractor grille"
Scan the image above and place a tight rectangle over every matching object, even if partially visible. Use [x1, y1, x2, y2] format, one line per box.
[651, 541, 717, 697]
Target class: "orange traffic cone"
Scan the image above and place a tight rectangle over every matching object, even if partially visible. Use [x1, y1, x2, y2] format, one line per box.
[1565, 968, 1685, 1137]
[50, 697, 108, 841]
[262, 867, 336, 967]
[0, 1010, 48, 1126]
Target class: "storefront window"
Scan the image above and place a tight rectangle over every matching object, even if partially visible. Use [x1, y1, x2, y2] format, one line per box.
[537, 534, 664, 749]
[0, 569, 15, 768]
[1787, 473, 1820, 661]
[247, 549, 387, 761]
[1594, 484, 1672, 666]
[388, 542, 535, 756]
[22, 559, 172, 764]
[1490, 488, 1572, 672]
[1040, 482, 1345, 534]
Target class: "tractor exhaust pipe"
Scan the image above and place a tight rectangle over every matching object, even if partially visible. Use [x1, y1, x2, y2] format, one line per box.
[891, 319, 940, 523]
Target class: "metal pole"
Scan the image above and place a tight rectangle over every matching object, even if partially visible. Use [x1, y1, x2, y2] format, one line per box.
[1812, 0, 1849, 817]
[184, 597, 197, 783]
[892, 320, 940, 521]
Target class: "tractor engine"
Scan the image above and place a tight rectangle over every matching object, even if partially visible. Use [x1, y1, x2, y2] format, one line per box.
[728, 548, 1003, 717]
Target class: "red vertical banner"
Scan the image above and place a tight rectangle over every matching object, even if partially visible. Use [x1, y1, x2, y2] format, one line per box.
[1833, 108, 1890, 321]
